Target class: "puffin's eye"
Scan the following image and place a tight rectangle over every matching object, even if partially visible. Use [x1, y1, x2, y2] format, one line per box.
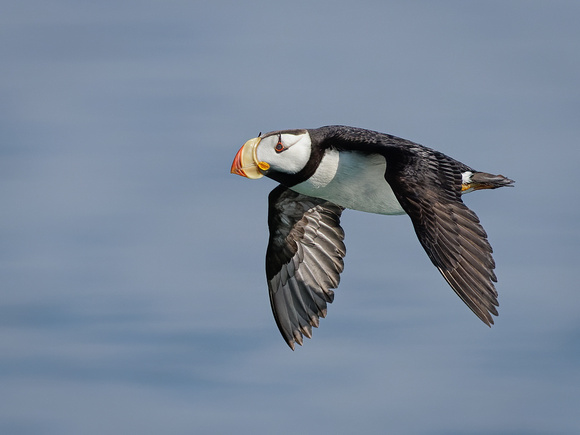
[275, 140, 285, 153]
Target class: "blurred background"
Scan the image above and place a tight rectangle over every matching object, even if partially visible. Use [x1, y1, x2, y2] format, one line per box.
[2, 1, 579, 434]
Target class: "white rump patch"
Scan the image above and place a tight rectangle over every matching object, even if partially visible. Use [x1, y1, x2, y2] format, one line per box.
[461, 171, 475, 194]
[462, 171, 473, 184]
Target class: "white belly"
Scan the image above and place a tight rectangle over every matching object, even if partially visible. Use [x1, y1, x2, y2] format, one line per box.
[291, 150, 406, 215]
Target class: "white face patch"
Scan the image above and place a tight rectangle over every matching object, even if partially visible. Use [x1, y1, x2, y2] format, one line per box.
[256, 132, 312, 174]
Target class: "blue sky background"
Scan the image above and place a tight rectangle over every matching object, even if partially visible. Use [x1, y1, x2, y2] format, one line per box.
[2, 1, 579, 434]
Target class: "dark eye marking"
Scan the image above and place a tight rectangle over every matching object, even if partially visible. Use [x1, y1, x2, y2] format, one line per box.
[275, 135, 286, 153]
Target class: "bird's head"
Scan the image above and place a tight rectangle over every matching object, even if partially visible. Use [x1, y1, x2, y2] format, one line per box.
[230, 130, 312, 179]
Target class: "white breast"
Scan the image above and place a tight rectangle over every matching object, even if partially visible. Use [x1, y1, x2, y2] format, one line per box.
[291, 149, 406, 215]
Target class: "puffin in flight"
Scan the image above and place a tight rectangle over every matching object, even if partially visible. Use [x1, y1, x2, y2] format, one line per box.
[231, 125, 513, 349]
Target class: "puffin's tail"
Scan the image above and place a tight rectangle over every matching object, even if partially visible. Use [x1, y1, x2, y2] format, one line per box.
[462, 172, 515, 192]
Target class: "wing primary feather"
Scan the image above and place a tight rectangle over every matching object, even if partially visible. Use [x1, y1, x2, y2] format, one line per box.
[385, 147, 501, 326]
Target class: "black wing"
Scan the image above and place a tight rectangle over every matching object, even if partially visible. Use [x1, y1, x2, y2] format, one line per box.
[385, 148, 499, 325]
[266, 185, 346, 350]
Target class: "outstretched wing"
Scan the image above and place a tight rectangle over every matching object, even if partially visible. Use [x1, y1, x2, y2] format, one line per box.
[266, 185, 346, 349]
[385, 149, 499, 325]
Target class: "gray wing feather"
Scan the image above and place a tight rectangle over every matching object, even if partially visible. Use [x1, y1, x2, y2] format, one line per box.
[266, 185, 345, 349]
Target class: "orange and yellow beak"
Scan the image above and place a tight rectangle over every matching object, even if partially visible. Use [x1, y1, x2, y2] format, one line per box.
[230, 137, 269, 179]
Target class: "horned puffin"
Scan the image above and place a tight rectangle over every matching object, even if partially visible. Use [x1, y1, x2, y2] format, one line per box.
[231, 125, 513, 350]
